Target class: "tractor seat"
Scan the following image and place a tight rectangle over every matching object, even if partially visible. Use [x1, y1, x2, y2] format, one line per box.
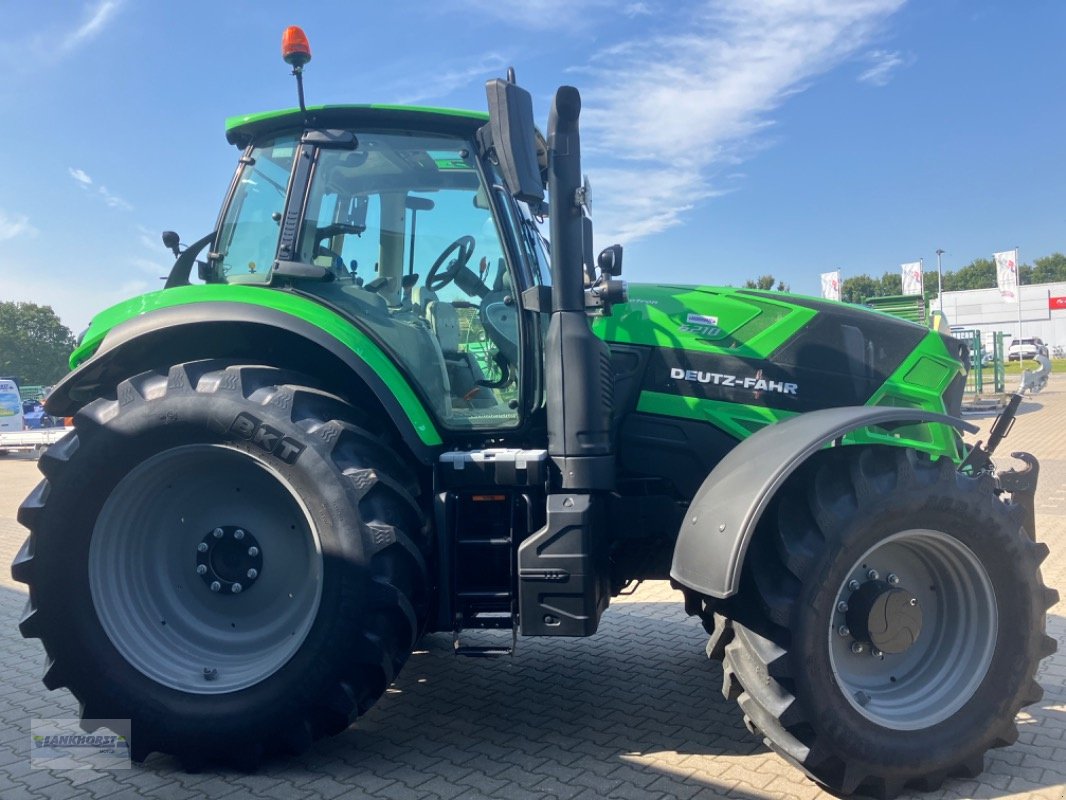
[415, 287, 495, 408]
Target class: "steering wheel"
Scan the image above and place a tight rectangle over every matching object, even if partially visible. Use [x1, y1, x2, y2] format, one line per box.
[316, 222, 365, 239]
[425, 235, 475, 291]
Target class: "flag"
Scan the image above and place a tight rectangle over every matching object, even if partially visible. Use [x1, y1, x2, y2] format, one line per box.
[820, 270, 841, 301]
[994, 250, 1018, 302]
[901, 261, 923, 295]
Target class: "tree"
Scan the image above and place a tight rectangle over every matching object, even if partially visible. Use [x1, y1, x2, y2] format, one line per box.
[943, 258, 996, 291]
[877, 271, 903, 296]
[744, 275, 776, 290]
[1029, 252, 1066, 284]
[0, 302, 75, 385]
[840, 274, 879, 304]
[743, 275, 790, 291]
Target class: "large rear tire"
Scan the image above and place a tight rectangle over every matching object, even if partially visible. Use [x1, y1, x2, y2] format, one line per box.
[11, 362, 429, 766]
[708, 446, 1057, 798]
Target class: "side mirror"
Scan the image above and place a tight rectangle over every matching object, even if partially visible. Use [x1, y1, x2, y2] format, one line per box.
[483, 77, 544, 205]
[162, 230, 181, 257]
[598, 244, 623, 277]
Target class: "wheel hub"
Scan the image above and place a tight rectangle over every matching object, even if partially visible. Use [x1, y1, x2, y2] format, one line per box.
[845, 578, 923, 654]
[196, 526, 263, 594]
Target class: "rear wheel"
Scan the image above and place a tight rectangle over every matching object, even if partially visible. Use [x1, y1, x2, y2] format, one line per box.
[708, 446, 1058, 798]
[11, 362, 429, 766]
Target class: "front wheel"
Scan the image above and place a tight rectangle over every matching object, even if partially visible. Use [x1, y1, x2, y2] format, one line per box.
[12, 362, 429, 766]
[709, 447, 1058, 798]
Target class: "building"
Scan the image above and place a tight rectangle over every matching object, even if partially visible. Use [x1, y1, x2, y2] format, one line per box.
[936, 281, 1066, 354]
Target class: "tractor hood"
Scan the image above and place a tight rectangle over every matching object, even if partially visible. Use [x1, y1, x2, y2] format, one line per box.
[592, 284, 967, 417]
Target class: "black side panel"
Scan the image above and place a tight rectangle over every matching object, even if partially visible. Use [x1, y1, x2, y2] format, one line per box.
[608, 344, 649, 428]
[618, 412, 740, 500]
[518, 493, 609, 636]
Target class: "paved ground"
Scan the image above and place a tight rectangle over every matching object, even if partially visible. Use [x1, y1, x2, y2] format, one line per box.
[0, 381, 1063, 800]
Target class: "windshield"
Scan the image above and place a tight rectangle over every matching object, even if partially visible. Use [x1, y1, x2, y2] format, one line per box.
[216, 135, 298, 281]
[294, 130, 523, 430]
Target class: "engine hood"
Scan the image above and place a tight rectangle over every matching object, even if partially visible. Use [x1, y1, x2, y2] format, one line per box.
[592, 284, 963, 415]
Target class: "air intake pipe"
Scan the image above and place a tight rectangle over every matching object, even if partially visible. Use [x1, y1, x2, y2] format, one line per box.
[544, 86, 614, 491]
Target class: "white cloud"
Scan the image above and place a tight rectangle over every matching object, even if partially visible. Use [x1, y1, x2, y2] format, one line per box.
[858, 49, 909, 86]
[60, 0, 122, 52]
[0, 210, 37, 242]
[569, 0, 906, 245]
[138, 225, 161, 252]
[97, 185, 132, 211]
[1, 2, 125, 71]
[69, 167, 93, 186]
[388, 53, 510, 105]
[69, 167, 133, 211]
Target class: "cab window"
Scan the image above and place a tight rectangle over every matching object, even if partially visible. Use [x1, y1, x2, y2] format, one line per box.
[295, 132, 522, 430]
[215, 135, 298, 282]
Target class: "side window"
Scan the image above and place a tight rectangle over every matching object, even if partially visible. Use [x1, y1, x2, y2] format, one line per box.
[216, 136, 297, 282]
[295, 135, 523, 430]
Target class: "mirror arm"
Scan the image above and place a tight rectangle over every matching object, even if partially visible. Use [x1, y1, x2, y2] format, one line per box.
[163, 232, 216, 289]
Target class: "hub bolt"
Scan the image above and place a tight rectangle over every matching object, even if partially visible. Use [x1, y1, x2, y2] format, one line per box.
[871, 648, 884, 658]
[848, 580, 861, 591]
[887, 573, 900, 585]
[248, 546, 259, 557]
[867, 569, 879, 580]
[213, 528, 224, 538]
[210, 581, 221, 592]
[197, 542, 208, 553]
[838, 625, 850, 638]
[851, 642, 865, 654]
[231, 583, 242, 594]
[235, 529, 245, 540]
[837, 601, 849, 613]
[196, 564, 207, 576]
[247, 568, 258, 579]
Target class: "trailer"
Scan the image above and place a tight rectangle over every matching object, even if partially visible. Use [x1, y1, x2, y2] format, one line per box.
[0, 426, 73, 457]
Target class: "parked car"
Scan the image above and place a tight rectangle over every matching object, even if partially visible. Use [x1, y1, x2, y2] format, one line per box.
[1008, 336, 1048, 361]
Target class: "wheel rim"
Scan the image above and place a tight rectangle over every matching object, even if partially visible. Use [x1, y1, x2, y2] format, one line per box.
[827, 529, 998, 729]
[89, 445, 323, 694]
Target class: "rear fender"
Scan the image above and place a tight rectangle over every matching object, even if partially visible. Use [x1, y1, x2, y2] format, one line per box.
[670, 406, 977, 599]
[46, 302, 442, 463]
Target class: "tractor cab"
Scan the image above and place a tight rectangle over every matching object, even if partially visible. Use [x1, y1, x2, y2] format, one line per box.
[208, 110, 551, 431]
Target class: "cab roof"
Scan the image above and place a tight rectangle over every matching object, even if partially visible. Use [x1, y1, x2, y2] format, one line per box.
[225, 104, 489, 147]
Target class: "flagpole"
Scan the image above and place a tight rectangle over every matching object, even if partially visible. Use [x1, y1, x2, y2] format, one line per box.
[935, 249, 945, 310]
[1016, 246, 1022, 337]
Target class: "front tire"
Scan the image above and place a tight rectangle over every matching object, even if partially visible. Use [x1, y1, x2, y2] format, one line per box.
[12, 362, 429, 766]
[710, 446, 1058, 798]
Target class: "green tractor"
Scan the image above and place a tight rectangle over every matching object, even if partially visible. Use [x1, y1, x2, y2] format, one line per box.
[12, 28, 1056, 797]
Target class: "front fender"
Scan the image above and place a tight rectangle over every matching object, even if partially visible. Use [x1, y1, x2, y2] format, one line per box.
[47, 300, 443, 461]
[670, 406, 977, 599]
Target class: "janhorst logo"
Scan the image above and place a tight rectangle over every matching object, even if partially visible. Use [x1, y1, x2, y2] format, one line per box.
[33, 734, 123, 748]
[30, 719, 132, 769]
[670, 367, 798, 396]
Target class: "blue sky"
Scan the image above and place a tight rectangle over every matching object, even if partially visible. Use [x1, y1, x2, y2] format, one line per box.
[0, 0, 1062, 331]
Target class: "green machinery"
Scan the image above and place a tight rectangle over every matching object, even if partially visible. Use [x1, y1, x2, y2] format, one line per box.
[11, 28, 1056, 798]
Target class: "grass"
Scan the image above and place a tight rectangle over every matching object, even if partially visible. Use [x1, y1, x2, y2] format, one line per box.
[977, 357, 1062, 386]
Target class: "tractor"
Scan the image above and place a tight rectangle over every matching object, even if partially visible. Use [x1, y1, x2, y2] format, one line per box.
[12, 26, 1056, 798]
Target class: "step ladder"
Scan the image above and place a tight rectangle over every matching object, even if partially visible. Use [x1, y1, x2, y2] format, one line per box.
[451, 492, 518, 657]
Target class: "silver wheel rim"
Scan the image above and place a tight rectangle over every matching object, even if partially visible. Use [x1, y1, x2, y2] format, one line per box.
[89, 445, 322, 694]
[827, 529, 998, 729]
